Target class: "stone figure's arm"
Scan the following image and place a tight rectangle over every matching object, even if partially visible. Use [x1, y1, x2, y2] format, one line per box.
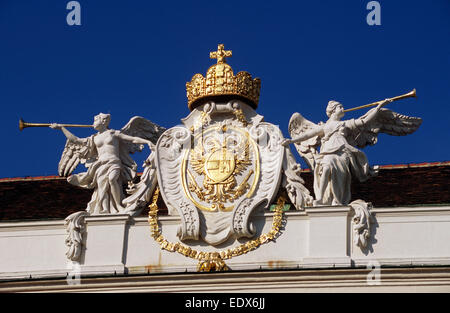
[50, 124, 84, 145]
[116, 132, 154, 148]
[353, 99, 392, 128]
[282, 126, 324, 146]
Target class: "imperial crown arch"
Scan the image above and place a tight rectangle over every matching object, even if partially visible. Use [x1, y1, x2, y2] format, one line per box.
[155, 44, 288, 246]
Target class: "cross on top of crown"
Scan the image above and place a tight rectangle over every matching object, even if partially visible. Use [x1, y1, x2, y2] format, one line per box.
[210, 44, 232, 64]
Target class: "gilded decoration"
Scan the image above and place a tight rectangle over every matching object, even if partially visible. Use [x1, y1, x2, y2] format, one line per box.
[148, 187, 286, 272]
[154, 44, 288, 250]
[186, 44, 261, 110]
[181, 123, 260, 212]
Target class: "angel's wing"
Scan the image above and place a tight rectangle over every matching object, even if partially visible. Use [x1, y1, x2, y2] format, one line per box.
[288, 112, 321, 169]
[120, 116, 166, 154]
[58, 138, 97, 177]
[346, 108, 422, 149]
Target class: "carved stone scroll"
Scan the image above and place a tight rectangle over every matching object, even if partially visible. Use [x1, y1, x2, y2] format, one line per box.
[64, 211, 89, 262]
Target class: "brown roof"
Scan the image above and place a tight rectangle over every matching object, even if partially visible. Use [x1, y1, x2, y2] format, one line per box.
[1, 161, 449, 221]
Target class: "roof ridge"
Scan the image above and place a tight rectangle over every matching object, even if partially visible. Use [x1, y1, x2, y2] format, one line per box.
[1, 161, 449, 182]
[300, 161, 450, 172]
[377, 161, 450, 170]
[0, 175, 65, 183]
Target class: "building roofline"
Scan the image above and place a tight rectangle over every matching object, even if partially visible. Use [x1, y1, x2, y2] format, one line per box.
[0, 175, 66, 183]
[295, 161, 450, 173]
[1, 161, 449, 183]
[377, 161, 450, 169]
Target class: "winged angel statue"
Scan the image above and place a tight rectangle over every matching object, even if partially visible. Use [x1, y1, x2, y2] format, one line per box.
[50, 113, 165, 215]
[282, 99, 422, 206]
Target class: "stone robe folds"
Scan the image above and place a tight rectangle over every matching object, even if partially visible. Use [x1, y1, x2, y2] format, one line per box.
[67, 134, 137, 214]
[314, 120, 378, 205]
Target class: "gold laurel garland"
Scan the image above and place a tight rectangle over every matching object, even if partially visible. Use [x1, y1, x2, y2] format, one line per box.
[148, 186, 286, 272]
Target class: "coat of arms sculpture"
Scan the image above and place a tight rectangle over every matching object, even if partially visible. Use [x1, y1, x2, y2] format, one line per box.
[20, 43, 422, 271]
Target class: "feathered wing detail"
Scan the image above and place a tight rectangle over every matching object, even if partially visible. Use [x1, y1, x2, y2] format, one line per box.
[346, 108, 422, 149]
[119, 116, 166, 181]
[288, 112, 321, 169]
[120, 116, 167, 153]
[120, 117, 166, 215]
[58, 137, 97, 177]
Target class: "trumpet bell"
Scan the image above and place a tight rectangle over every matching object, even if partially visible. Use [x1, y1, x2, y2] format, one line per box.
[19, 118, 25, 131]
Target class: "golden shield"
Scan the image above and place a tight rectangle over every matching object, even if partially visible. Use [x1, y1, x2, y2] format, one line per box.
[204, 148, 236, 183]
[181, 125, 260, 212]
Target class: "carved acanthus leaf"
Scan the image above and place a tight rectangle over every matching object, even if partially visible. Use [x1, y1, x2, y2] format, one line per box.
[65, 211, 90, 262]
[349, 199, 374, 250]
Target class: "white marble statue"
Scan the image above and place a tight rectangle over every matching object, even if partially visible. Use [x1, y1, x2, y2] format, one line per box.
[50, 113, 165, 215]
[282, 100, 422, 206]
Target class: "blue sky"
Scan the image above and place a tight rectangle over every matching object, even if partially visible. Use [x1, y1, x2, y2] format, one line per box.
[1, 0, 449, 178]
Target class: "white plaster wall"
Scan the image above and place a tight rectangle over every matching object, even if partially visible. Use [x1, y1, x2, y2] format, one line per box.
[352, 207, 450, 266]
[1, 205, 450, 280]
[0, 221, 68, 279]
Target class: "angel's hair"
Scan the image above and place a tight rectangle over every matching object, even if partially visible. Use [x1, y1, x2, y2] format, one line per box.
[95, 113, 111, 127]
[326, 100, 341, 118]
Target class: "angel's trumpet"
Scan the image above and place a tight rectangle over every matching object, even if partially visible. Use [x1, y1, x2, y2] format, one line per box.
[343, 89, 417, 113]
[19, 118, 93, 131]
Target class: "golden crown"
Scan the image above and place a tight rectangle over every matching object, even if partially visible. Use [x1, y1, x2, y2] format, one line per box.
[186, 44, 261, 111]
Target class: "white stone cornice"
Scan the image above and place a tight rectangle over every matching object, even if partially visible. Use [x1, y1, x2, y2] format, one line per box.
[304, 205, 352, 216]
[85, 214, 131, 225]
[2, 267, 450, 293]
[0, 220, 65, 231]
[2, 204, 450, 282]
[372, 206, 450, 216]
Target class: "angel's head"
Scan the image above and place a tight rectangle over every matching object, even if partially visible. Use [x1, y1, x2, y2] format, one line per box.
[93, 113, 111, 130]
[326, 100, 344, 119]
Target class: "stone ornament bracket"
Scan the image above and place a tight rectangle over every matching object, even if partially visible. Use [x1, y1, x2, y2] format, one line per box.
[65, 211, 89, 262]
[349, 199, 374, 251]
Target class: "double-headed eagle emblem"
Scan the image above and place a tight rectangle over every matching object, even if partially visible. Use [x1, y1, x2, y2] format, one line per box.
[184, 125, 258, 212]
